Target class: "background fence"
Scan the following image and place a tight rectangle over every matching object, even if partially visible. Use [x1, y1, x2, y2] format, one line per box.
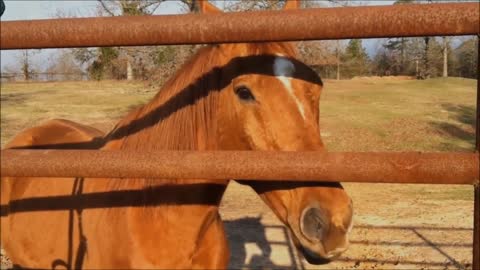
[0, 72, 88, 82]
[0, 2, 479, 269]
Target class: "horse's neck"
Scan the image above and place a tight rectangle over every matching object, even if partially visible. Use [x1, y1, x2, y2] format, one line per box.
[99, 93, 223, 187]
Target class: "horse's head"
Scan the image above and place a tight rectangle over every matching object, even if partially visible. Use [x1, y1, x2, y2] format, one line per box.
[199, 0, 353, 263]
[245, 181, 352, 263]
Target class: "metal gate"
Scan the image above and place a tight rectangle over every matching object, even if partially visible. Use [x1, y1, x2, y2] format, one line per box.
[1, 2, 479, 268]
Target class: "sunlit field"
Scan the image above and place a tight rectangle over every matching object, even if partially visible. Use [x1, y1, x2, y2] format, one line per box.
[2, 78, 476, 151]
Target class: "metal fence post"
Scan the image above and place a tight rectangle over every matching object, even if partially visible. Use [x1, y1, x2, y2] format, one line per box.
[473, 35, 480, 270]
[474, 184, 479, 270]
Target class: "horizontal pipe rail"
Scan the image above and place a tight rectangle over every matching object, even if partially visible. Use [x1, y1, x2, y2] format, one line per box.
[1, 3, 478, 50]
[1, 150, 478, 184]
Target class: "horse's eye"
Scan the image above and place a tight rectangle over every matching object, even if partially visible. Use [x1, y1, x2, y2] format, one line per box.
[234, 86, 255, 102]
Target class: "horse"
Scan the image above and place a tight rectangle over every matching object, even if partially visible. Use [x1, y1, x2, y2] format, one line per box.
[0, 1, 353, 268]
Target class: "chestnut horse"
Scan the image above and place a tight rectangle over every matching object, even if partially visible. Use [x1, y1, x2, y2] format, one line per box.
[0, 1, 353, 268]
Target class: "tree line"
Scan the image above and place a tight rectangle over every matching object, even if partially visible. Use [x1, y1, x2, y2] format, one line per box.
[2, 0, 478, 82]
[335, 36, 478, 80]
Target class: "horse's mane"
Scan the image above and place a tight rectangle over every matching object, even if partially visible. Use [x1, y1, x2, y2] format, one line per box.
[100, 42, 301, 190]
[103, 42, 297, 152]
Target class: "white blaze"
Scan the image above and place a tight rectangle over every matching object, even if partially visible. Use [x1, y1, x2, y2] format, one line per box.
[273, 57, 305, 120]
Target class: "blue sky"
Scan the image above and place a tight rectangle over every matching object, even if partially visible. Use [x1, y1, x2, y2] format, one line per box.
[0, 0, 395, 72]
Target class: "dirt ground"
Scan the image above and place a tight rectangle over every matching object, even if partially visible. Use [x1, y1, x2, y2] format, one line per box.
[221, 182, 473, 269]
[0, 78, 477, 269]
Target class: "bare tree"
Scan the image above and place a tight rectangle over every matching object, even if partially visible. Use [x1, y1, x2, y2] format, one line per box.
[225, 0, 284, 11]
[325, 0, 367, 7]
[46, 51, 85, 81]
[17, 50, 39, 81]
[97, 0, 166, 16]
[95, 1, 168, 80]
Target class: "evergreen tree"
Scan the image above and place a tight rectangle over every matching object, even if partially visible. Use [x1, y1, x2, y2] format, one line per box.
[372, 50, 393, 76]
[453, 38, 478, 79]
[341, 39, 370, 78]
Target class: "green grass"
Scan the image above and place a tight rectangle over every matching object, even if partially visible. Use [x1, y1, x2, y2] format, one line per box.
[1, 80, 157, 146]
[1, 77, 477, 200]
[320, 77, 477, 152]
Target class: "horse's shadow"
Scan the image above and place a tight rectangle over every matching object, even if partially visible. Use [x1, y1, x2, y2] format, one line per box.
[224, 217, 305, 270]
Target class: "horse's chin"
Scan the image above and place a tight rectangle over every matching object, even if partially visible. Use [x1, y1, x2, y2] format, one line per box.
[298, 246, 332, 265]
[289, 230, 332, 265]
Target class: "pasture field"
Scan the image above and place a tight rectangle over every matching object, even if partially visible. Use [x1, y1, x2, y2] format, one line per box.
[1, 77, 477, 269]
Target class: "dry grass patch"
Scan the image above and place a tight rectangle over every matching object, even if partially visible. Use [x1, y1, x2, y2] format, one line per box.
[320, 77, 476, 152]
[1, 81, 157, 146]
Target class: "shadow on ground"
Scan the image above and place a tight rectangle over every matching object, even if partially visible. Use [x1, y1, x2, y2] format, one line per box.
[224, 219, 473, 270]
[430, 103, 476, 150]
[225, 217, 305, 270]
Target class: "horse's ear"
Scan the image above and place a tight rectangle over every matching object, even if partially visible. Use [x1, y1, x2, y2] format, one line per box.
[198, 0, 222, 14]
[284, 0, 300, 10]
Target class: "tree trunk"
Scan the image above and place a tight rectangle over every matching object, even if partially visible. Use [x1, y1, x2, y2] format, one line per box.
[415, 59, 419, 78]
[442, 37, 448, 78]
[22, 51, 30, 81]
[401, 37, 405, 74]
[423, 37, 430, 79]
[336, 40, 340, 80]
[126, 60, 133, 81]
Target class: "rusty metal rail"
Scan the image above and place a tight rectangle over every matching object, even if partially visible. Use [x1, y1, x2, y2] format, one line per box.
[1, 150, 478, 184]
[1, 3, 478, 50]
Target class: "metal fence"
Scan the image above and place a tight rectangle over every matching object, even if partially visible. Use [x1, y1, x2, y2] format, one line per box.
[0, 2, 479, 269]
[0, 72, 88, 82]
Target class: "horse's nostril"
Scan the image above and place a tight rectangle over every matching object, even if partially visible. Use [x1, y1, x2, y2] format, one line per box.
[300, 207, 328, 242]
